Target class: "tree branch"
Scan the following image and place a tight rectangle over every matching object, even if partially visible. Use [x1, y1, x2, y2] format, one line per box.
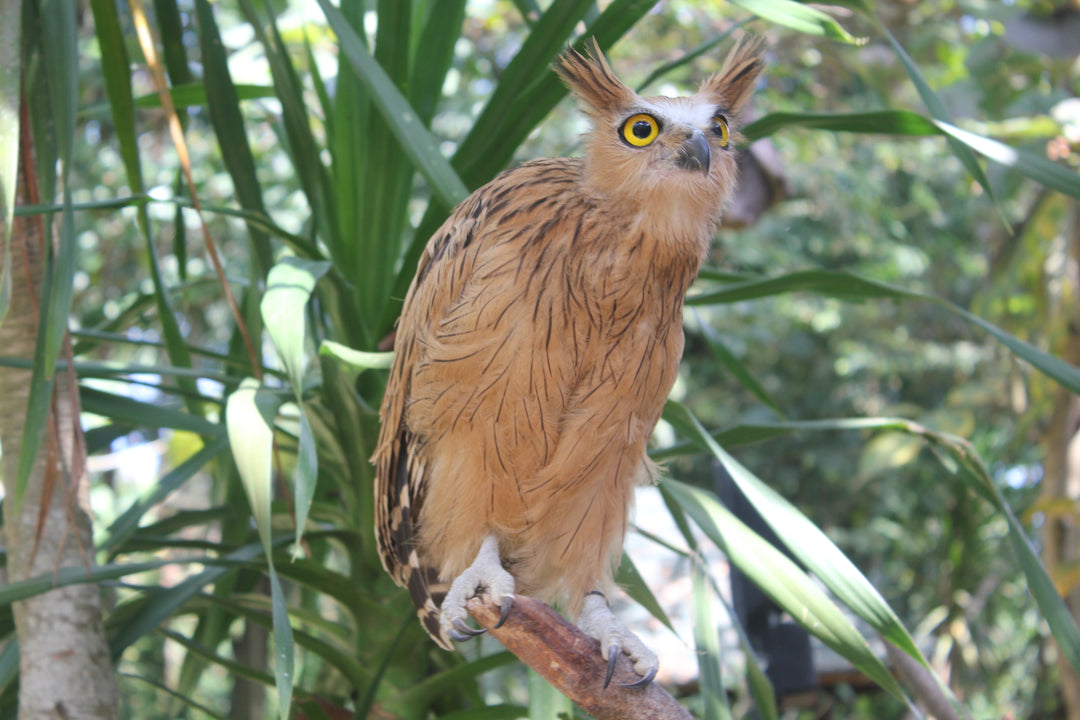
[467, 595, 694, 720]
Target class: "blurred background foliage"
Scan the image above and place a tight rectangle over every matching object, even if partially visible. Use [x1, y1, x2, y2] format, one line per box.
[2, 0, 1080, 719]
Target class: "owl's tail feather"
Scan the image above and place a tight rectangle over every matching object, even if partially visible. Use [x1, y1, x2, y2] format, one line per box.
[381, 433, 458, 650]
[405, 563, 455, 650]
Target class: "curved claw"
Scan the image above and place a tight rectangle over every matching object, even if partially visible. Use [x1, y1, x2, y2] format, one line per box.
[494, 595, 514, 629]
[603, 643, 620, 689]
[620, 665, 658, 689]
[448, 628, 475, 643]
[450, 616, 485, 641]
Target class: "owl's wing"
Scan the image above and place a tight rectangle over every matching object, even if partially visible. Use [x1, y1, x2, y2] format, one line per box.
[373, 159, 585, 646]
[372, 186, 487, 646]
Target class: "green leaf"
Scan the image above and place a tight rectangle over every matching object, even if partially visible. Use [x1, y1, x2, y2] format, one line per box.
[90, 0, 201, 413]
[319, 340, 394, 377]
[691, 562, 732, 720]
[240, 0, 340, 265]
[194, 0, 274, 277]
[152, 0, 194, 87]
[0, 0, 20, 325]
[316, 0, 469, 209]
[263, 256, 332, 393]
[743, 109, 941, 141]
[528, 669, 573, 720]
[662, 402, 927, 666]
[268, 565, 295, 720]
[291, 409, 318, 556]
[80, 386, 223, 438]
[38, 0, 77, 376]
[225, 377, 280, 555]
[662, 477, 908, 700]
[873, 19, 1000, 213]
[688, 269, 1080, 395]
[934, 120, 1080, 202]
[744, 111, 1080, 203]
[728, 0, 863, 43]
[615, 553, 676, 635]
[409, 0, 468, 125]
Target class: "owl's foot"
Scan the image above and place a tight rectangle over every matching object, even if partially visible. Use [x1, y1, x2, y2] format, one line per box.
[440, 535, 515, 643]
[577, 590, 659, 689]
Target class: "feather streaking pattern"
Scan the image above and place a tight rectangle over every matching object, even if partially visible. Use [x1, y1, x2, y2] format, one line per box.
[373, 37, 765, 650]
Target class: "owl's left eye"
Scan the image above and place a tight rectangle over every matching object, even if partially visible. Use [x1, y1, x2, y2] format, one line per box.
[711, 115, 730, 147]
[621, 114, 660, 147]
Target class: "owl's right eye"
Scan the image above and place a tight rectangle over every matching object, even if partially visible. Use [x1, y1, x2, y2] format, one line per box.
[621, 114, 660, 147]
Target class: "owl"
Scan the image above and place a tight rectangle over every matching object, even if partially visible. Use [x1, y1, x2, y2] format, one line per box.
[373, 37, 764, 686]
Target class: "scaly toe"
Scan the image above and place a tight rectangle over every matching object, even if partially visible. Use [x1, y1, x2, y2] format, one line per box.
[577, 591, 659, 690]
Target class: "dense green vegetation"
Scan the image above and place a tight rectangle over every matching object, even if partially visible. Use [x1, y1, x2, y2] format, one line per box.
[2, 1, 1080, 718]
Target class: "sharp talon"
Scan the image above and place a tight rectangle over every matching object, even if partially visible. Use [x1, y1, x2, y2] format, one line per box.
[449, 629, 474, 643]
[604, 643, 619, 689]
[621, 665, 658, 689]
[451, 617, 485, 638]
[494, 595, 513, 629]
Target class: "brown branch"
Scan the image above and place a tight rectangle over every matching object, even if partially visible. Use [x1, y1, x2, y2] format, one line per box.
[467, 595, 694, 720]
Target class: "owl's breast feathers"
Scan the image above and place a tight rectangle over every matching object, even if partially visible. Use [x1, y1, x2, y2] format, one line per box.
[373, 158, 705, 632]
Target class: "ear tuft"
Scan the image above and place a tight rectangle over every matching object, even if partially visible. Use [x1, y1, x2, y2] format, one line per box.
[700, 35, 766, 115]
[555, 37, 637, 114]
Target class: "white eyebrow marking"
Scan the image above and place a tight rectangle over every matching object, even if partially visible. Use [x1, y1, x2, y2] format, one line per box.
[631, 97, 716, 129]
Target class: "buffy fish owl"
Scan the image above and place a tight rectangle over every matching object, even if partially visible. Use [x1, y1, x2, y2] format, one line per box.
[373, 37, 765, 686]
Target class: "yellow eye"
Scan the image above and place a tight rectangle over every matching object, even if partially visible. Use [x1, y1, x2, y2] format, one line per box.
[711, 115, 730, 147]
[621, 114, 659, 147]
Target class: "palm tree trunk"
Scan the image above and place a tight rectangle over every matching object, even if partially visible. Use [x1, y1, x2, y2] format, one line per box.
[0, 110, 117, 720]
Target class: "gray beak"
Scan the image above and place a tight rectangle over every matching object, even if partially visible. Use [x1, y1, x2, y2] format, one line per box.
[675, 128, 711, 175]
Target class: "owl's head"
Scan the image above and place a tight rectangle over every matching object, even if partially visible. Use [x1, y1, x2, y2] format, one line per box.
[557, 37, 765, 237]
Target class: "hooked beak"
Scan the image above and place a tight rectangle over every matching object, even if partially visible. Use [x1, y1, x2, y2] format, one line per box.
[674, 128, 711, 175]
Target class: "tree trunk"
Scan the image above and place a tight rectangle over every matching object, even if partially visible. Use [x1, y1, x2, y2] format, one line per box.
[1041, 201, 1080, 720]
[0, 114, 118, 719]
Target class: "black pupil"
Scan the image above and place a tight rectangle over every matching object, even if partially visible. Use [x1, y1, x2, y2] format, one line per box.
[632, 120, 652, 138]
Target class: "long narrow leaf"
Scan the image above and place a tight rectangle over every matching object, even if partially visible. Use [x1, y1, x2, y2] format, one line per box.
[38, 0, 77, 374]
[661, 477, 908, 700]
[934, 120, 1080, 202]
[263, 257, 332, 393]
[688, 269, 1080, 395]
[728, 0, 862, 43]
[615, 553, 676, 634]
[691, 561, 732, 720]
[870, 16, 1000, 212]
[743, 109, 940, 141]
[90, 0, 201, 412]
[268, 566, 295, 720]
[662, 402, 926, 664]
[80, 386, 223, 438]
[263, 257, 330, 550]
[316, 0, 468, 208]
[0, 0, 20, 324]
[194, 0, 274, 277]
[225, 378, 279, 554]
